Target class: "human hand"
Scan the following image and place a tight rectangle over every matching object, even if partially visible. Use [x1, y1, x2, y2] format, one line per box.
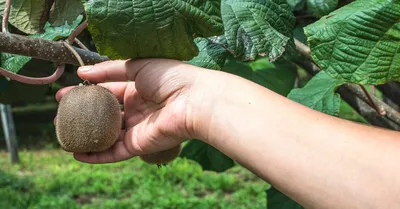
[55, 59, 217, 164]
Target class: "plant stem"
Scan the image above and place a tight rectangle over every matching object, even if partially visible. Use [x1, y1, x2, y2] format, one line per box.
[66, 20, 88, 45]
[0, 32, 109, 65]
[0, 65, 65, 85]
[74, 38, 89, 50]
[360, 85, 384, 115]
[63, 41, 84, 66]
[2, 0, 10, 33]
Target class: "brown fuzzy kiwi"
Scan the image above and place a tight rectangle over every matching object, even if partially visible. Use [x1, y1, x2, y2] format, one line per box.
[56, 85, 121, 153]
[140, 145, 181, 165]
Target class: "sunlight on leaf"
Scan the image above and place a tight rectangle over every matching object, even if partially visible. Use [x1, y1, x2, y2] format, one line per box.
[305, 0, 400, 85]
[288, 71, 344, 116]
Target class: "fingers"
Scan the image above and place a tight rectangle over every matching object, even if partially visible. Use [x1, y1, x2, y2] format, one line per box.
[73, 140, 135, 164]
[56, 82, 129, 103]
[77, 58, 183, 83]
[77, 59, 149, 83]
[77, 60, 130, 83]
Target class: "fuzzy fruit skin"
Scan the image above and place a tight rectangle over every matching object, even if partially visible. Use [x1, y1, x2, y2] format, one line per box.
[140, 145, 181, 165]
[56, 85, 121, 153]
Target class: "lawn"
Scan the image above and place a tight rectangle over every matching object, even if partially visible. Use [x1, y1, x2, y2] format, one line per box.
[0, 150, 267, 209]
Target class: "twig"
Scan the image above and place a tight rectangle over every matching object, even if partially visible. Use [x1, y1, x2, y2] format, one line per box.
[2, 0, 10, 33]
[0, 65, 65, 85]
[293, 39, 400, 130]
[360, 85, 384, 115]
[371, 85, 376, 96]
[377, 82, 400, 111]
[0, 0, 66, 85]
[294, 39, 311, 58]
[66, 20, 87, 45]
[74, 38, 89, 50]
[0, 32, 109, 65]
[63, 41, 84, 66]
[337, 86, 400, 130]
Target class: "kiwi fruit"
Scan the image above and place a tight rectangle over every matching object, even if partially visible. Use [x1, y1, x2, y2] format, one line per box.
[140, 145, 181, 165]
[56, 85, 121, 153]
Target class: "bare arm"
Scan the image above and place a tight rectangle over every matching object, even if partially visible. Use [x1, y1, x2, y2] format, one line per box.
[191, 69, 400, 209]
[57, 59, 400, 209]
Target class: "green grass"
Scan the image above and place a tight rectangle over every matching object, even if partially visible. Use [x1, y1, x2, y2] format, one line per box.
[0, 150, 267, 209]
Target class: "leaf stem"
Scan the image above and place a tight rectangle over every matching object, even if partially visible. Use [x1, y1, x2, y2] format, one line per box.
[360, 85, 384, 115]
[2, 0, 10, 33]
[63, 41, 84, 66]
[67, 20, 88, 45]
[74, 38, 89, 50]
[0, 65, 65, 85]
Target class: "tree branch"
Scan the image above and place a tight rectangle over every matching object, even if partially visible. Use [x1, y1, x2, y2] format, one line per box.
[293, 39, 400, 130]
[377, 81, 400, 111]
[0, 32, 109, 65]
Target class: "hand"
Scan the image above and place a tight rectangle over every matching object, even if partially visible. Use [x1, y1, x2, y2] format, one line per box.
[55, 59, 214, 164]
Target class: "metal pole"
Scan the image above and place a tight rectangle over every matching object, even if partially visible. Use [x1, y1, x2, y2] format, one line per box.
[1, 104, 19, 163]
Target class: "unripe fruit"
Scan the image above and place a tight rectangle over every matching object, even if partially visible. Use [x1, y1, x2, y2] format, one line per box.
[140, 145, 181, 165]
[56, 85, 121, 153]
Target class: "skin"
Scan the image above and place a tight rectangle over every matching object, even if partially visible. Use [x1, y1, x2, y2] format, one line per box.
[55, 59, 400, 209]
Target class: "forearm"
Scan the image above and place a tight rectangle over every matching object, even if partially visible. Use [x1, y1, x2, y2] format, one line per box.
[194, 70, 400, 209]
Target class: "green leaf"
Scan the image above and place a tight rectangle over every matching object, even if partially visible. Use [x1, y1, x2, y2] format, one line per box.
[287, 71, 344, 116]
[250, 58, 297, 96]
[49, 0, 84, 27]
[287, 0, 305, 11]
[186, 38, 227, 70]
[307, 0, 338, 17]
[220, 0, 295, 61]
[222, 56, 296, 96]
[180, 139, 235, 173]
[8, 0, 50, 34]
[267, 186, 304, 209]
[1, 16, 82, 75]
[86, 0, 224, 60]
[305, 0, 400, 85]
[0, 1, 4, 14]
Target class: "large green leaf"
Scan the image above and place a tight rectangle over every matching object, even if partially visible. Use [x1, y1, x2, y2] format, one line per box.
[86, 0, 224, 60]
[287, 71, 344, 116]
[250, 58, 297, 96]
[307, 0, 338, 17]
[305, 0, 400, 85]
[1, 16, 83, 75]
[267, 186, 304, 209]
[222, 56, 296, 96]
[7, 0, 50, 34]
[180, 139, 235, 172]
[287, 0, 305, 11]
[220, 0, 295, 61]
[49, 0, 84, 27]
[186, 38, 227, 70]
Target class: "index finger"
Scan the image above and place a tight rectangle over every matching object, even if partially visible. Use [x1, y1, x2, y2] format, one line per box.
[77, 59, 158, 83]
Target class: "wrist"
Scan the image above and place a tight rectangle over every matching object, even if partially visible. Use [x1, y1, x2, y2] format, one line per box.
[185, 68, 230, 142]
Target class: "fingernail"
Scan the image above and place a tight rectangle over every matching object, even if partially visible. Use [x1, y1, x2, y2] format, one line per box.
[79, 66, 93, 72]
